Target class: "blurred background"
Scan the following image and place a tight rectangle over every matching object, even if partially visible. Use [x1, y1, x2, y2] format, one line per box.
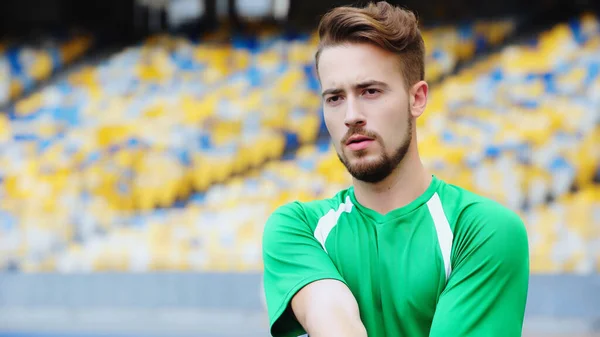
[0, 0, 598, 336]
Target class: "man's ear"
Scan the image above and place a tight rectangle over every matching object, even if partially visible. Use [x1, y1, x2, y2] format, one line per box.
[409, 80, 428, 118]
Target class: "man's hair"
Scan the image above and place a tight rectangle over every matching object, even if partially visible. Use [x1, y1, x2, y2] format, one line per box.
[315, 1, 425, 89]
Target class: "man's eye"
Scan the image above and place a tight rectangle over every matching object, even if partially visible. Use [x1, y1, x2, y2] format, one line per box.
[327, 96, 341, 103]
[364, 89, 380, 96]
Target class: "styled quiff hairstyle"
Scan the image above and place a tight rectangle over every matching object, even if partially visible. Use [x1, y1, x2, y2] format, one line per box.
[315, 1, 425, 89]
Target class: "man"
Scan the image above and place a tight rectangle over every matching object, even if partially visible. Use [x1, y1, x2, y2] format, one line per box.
[262, 2, 530, 336]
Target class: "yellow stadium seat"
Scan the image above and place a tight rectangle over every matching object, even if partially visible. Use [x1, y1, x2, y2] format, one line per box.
[233, 144, 252, 172]
[29, 51, 53, 81]
[264, 133, 286, 160]
[9, 80, 23, 99]
[425, 62, 443, 83]
[296, 144, 317, 159]
[68, 66, 97, 86]
[181, 95, 216, 123]
[457, 37, 476, 61]
[60, 35, 93, 64]
[135, 184, 156, 212]
[212, 121, 242, 146]
[162, 172, 183, 208]
[559, 65, 587, 89]
[278, 68, 304, 94]
[574, 130, 600, 186]
[211, 154, 235, 183]
[96, 125, 130, 148]
[288, 41, 314, 64]
[293, 113, 320, 144]
[257, 49, 281, 69]
[257, 138, 276, 167]
[261, 104, 289, 129]
[0, 114, 11, 142]
[175, 170, 194, 201]
[190, 154, 212, 192]
[232, 49, 251, 72]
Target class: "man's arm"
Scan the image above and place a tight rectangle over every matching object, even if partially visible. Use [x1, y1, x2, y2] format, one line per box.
[429, 201, 530, 337]
[262, 202, 367, 337]
[292, 279, 367, 337]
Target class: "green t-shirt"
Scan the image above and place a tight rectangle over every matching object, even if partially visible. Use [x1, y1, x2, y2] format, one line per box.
[262, 175, 529, 337]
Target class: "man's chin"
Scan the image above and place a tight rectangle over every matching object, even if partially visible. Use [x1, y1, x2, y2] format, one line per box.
[343, 145, 376, 156]
[339, 153, 394, 183]
[347, 165, 391, 184]
[344, 152, 380, 165]
[344, 158, 383, 174]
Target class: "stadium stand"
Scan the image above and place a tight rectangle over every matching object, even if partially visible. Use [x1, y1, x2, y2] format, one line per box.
[0, 31, 94, 106]
[424, 13, 600, 273]
[1, 14, 599, 275]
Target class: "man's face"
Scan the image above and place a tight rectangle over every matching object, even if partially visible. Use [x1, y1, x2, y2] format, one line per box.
[318, 42, 414, 183]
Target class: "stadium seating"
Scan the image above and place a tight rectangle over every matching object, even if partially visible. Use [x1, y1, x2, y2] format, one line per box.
[4, 15, 598, 273]
[422, 13, 600, 208]
[526, 185, 600, 274]
[0, 31, 94, 106]
[0, 19, 513, 209]
[423, 18, 516, 82]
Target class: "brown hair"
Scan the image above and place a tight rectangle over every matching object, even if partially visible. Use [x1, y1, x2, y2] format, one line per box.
[315, 1, 425, 89]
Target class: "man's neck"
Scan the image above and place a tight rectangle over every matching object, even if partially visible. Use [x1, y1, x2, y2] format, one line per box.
[351, 147, 432, 215]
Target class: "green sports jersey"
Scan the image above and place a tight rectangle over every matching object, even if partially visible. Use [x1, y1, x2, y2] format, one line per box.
[262, 175, 529, 337]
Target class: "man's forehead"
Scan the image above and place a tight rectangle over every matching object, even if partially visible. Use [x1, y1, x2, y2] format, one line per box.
[319, 65, 396, 91]
[318, 44, 401, 87]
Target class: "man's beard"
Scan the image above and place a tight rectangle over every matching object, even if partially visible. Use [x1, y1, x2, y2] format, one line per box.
[337, 117, 412, 184]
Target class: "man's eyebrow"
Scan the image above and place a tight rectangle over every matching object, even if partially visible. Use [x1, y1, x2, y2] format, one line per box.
[321, 80, 390, 97]
[355, 80, 389, 89]
[321, 88, 343, 97]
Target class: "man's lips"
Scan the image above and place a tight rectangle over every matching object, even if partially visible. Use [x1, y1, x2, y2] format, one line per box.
[345, 135, 375, 151]
[345, 135, 374, 145]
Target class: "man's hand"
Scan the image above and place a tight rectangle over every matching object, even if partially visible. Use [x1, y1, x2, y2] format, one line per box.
[291, 279, 368, 337]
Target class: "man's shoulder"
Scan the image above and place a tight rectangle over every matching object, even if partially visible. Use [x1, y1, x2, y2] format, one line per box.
[437, 180, 529, 269]
[437, 179, 525, 233]
[266, 186, 354, 229]
[439, 180, 526, 242]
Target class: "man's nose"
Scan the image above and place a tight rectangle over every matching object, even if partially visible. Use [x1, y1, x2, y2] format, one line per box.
[344, 97, 366, 128]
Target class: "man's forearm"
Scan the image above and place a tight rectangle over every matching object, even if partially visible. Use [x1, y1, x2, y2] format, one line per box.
[304, 311, 368, 337]
[292, 279, 368, 337]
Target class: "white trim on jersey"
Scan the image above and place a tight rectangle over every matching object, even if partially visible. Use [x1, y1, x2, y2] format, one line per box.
[313, 196, 354, 254]
[426, 192, 454, 282]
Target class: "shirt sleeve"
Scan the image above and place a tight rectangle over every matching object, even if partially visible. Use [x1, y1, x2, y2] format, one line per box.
[262, 201, 347, 337]
[429, 200, 530, 337]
